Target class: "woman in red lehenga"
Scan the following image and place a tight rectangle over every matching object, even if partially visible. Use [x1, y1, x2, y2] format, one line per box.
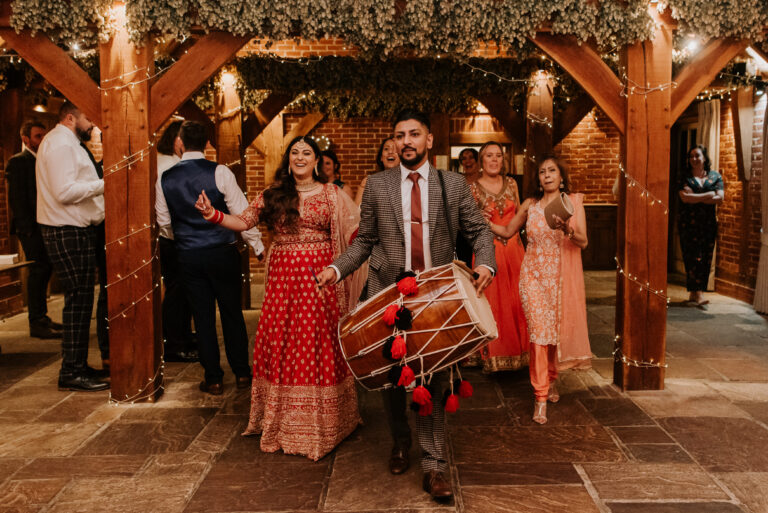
[195, 136, 361, 460]
[468, 141, 529, 372]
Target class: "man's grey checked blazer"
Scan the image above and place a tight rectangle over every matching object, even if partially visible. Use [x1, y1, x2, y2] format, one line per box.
[333, 164, 496, 299]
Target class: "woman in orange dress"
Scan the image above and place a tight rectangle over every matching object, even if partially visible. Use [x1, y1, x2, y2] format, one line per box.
[195, 136, 361, 460]
[490, 155, 591, 424]
[468, 141, 528, 372]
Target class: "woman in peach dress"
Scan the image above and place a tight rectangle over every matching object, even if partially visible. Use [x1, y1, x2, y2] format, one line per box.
[468, 142, 528, 372]
[491, 155, 591, 424]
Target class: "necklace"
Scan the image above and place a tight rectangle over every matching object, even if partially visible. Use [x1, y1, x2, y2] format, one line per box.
[296, 181, 320, 192]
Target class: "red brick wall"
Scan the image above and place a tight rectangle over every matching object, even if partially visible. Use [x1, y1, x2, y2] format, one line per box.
[555, 108, 621, 204]
[714, 98, 764, 302]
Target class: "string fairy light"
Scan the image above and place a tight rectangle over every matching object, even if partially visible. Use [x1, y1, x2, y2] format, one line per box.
[618, 162, 669, 215]
[614, 256, 670, 303]
[105, 223, 155, 248]
[526, 112, 553, 128]
[107, 282, 161, 321]
[105, 243, 159, 290]
[108, 357, 165, 405]
[613, 337, 668, 369]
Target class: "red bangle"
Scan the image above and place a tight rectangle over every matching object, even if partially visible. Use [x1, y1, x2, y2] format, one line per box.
[204, 209, 224, 224]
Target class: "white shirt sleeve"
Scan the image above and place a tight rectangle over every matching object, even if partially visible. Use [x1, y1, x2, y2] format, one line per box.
[215, 165, 265, 255]
[155, 175, 172, 239]
[43, 143, 104, 204]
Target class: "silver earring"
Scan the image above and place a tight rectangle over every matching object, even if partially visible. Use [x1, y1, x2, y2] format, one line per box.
[559, 181, 564, 190]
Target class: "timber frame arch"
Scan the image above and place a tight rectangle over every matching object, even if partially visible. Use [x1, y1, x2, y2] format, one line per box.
[0, 1, 755, 399]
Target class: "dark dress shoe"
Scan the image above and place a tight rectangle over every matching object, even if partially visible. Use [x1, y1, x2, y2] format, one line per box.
[86, 366, 110, 379]
[58, 374, 110, 392]
[236, 375, 252, 389]
[389, 444, 410, 475]
[199, 381, 223, 395]
[41, 316, 63, 330]
[422, 471, 453, 500]
[164, 350, 199, 363]
[30, 323, 62, 339]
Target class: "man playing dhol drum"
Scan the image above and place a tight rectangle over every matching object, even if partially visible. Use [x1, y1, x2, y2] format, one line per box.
[316, 110, 496, 501]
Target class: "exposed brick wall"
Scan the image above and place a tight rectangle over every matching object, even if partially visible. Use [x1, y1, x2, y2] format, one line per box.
[714, 98, 764, 303]
[555, 108, 621, 204]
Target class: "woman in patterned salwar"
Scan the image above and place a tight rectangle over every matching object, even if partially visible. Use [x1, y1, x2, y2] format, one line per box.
[490, 155, 591, 425]
[195, 136, 361, 460]
[677, 145, 724, 309]
[468, 142, 529, 373]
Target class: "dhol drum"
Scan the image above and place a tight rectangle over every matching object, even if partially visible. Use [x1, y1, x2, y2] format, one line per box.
[338, 261, 498, 390]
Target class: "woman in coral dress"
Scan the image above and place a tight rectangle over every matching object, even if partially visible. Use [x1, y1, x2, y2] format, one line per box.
[491, 155, 591, 424]
[195, 136, 361, 460]
[468, 141, 528, 372]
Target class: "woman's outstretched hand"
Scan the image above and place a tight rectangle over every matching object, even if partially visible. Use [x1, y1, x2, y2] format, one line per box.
[195, 190, 213, 217]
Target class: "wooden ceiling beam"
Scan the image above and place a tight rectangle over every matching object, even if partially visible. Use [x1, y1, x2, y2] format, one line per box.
[531, 33, 625, 134]
[475, 94, 525, 148]
[241, 92, 294, 149]
[554, 96, 595, 145]
[671, 38, 749, 122]
[176, 100, 217, 147]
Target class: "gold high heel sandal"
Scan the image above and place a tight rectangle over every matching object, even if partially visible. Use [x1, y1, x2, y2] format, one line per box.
[548, 382, 560, 403]
[533, 400, 547, 424]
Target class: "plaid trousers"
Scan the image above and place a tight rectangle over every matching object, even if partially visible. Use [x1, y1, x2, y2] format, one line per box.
[40, 225, 97, 376]
[416, 374, 449, 473]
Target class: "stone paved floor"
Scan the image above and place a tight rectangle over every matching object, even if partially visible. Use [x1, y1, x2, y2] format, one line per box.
[1, 271, 767, 512]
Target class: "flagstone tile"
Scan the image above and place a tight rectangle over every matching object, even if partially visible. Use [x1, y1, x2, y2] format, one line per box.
[457, 463, 582, 486]
[0, 478, 69, 509]
[610, 426, 674, 444]
[48, 476, 196, 513]
[578, 397, 655, 426]
[708, 382, 768, 401]
[605, 503, 745, 512]
[581, 463, 729, 500]
[660, 417, 768, 472]
[627, 381, 749, 419]
[323, 436, 452, 511]
[716, 472, 768, 513]
[445, 407, 515, 426]
[0, 459, 27, 484]
[139, 452, 213, 477]
[664, 357, 717, 379]
[36, 395, 111, 423]
[462, 485, 600, 513]
[451, 426, 624, 464]
[505, 396, 599, 426]
[0, 423, 101, 457]
[624, 444, 694, 463]
[734, 401, 768, 425]
[0, 386, 70, 412]
[699, 359, 768, 382]
[184, 461, 327, 513]
[0, 353, 59, 393]
[12, 455, 148, 479]
[457, 382, 502, 409]
[186, 414, 246, 454]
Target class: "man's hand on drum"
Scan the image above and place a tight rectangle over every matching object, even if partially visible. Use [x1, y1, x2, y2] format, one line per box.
[472, 266, 493, 296]
[315, 267, 337, 288]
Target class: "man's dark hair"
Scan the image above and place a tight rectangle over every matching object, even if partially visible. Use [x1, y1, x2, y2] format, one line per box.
[20, 120, 46, 139]
[393, 109, 431, 131]
[178, 121, 208, 152]
[59, 101, 80, 122]
[157, 120, 183, 155]
[459, 148, 479, 161]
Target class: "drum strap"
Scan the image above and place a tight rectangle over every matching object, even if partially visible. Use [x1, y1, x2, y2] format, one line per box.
[436, 170, 458, 260]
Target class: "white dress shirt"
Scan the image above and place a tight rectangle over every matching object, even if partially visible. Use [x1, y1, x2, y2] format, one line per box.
[36, 123, 104, 227]
[155, 151, 265, 255]
[156, 153, 181, 240]
[401, 161, 432, 271]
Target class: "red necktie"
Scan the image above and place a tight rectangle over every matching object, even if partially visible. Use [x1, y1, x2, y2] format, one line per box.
[409, 172, 425, 272]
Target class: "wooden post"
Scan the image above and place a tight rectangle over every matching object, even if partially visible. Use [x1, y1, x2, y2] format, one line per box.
[430, 113, 450, 169]
[524, 70, 554, 199]
[614, 14, 673, 390]
[215, 70, 251, 308]
[99, 3, 162, 402]
[261, 114, 284, 185]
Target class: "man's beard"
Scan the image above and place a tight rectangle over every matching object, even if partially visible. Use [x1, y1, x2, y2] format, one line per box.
[400, 147, 426, 168]
[76, 126, 93, 142]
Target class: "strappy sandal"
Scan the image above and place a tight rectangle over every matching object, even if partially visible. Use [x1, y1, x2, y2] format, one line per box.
[533, 400, 547, 424]
[548, 382, 560, 403]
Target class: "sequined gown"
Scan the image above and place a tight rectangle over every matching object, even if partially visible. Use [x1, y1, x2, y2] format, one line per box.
[239, 183, 361, 460]
[469, 177, 529, 372]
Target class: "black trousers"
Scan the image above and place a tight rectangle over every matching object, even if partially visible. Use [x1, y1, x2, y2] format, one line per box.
[159, 237, 195, 353]
[17, 230, 52, 324]
[94, 222, 109, 360]
[40, 225, 96, 377]
[178, 244, 250, 382]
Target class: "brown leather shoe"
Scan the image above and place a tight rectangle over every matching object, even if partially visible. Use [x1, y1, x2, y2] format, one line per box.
[236, 375, 251, 390]
[199, 381, 223, 396]
[422, 470, 453, 500]
[389, 444, 410, 475]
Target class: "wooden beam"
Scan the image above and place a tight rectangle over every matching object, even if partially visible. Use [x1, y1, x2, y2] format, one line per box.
[261, 114, 283, 184]
[531, 33, 625, 135]
[449, 131, 512, 145]
[614, 16, 672, 391]
[241, 92, 293, 149]
[150, 32, 250, 133]
[671, 38, 749, 122]
[554, 97, 595, 145]
[0, 28, 101, 125]
[430, 112, 450, 168]
[731, 86, 754, 181]
[283, 112, 325, 145]
[177, 100, 216, 148]
[524, 70, 554, 199]
[100, 11, 161, 401]
[476, 94, 525, 148]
